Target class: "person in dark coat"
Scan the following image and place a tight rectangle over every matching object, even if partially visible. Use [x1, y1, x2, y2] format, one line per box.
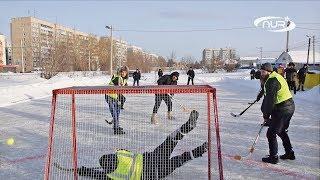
[285, 62, 297, 94]
[250, 69, 256, 80]
[75, 110, 208, 180]
[151, 71, 179, 124]
[187, 67, 195, 85]
[158, 68, 163, 78]
[133, 68, 141, 86]
[258, 63, 295, 164]
[297, 64, 308, 91]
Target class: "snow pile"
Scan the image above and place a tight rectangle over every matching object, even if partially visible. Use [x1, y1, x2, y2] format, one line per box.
[0, 72, 110, 107]
[294, 85, 320, 105]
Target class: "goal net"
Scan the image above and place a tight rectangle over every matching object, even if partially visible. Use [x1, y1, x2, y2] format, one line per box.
[44, 85, 223, 180]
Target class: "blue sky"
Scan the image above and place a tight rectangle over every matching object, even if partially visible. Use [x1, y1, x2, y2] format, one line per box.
[0, 1, 319, 60]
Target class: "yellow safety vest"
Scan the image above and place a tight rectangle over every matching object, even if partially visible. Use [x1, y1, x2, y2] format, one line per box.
[107, 150, 143, 180]
[108, 75, 124, 100]
[264, 71, 292, 104]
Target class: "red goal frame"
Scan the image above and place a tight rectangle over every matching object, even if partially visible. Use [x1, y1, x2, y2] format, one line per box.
[44, 85, 223, 180]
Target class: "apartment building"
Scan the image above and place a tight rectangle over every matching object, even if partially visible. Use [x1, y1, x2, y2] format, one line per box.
[10, 16, 90, 72]
[202, 48, 237, 64]
[114, 39, 128, 68]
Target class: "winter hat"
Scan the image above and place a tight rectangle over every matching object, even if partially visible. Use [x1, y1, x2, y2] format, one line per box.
[171, 71, 180, 78]
[261, 63, 273, 72]
[288, 62, 295, 67]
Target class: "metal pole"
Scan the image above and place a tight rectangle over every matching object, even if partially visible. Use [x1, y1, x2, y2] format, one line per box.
[110, 26, 113, 75]
[313, 36, 315, 67]
[307, 36, 311, 65]
[286, 21, 290, 52]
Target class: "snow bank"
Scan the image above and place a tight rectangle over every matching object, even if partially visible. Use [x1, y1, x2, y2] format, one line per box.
[0, 72, 110, 107]
[294, 85, 320, 105]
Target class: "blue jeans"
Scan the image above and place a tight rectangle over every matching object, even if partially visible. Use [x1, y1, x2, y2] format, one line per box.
[105, 95, 120, 129]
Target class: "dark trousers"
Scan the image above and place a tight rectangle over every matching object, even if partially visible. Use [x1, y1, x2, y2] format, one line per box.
[187, 77, 194, 85]
[105, 95, 120, 129]
[152, 94, 172, 113]
[298, 77, 305, 90]
[250, 75, 254, 80]
[267, 99, 295, 156]
[119, 94, 126, 108]
[287, 80, 296, 94]
[133, 79, 140, 86]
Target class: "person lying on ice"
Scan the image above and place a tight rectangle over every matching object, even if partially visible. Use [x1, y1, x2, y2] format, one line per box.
[76, 110, 208, 179]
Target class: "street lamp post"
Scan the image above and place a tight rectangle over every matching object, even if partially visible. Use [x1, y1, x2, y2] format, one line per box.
[106, 25, 113, 75]
[306, 35, 311, 66]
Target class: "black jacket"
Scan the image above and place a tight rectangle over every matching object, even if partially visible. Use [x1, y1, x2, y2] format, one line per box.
[158, 70, 163, 77]
[298, 67, 307, 79]
[250, 69, 256, 75]
[285, 68, 297, 81]
[157, 75, 177, 85]
[133, 71, 141, 80]
[187, 70, 195, 78]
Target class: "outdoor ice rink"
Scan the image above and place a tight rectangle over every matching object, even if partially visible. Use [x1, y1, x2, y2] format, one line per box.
[0, 71, 319, 179]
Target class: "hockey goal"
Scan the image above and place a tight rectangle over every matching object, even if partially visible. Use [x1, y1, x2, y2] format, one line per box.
[44, 85, 223, 180]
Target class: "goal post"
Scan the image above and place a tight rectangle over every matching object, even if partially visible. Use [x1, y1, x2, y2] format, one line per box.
[44, 85, 223, 180]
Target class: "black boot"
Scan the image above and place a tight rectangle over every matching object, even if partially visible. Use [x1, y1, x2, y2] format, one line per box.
[280, 151, 295, 160]
[192, 142, 208, 158]
[180, 110, 199, 134]
[114, 127, 125, 135]
[262, 155, 279, 164]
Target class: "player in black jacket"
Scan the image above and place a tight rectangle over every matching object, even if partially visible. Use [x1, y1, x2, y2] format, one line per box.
[187, 67, 195, 85]
[151, 71, 179, 124]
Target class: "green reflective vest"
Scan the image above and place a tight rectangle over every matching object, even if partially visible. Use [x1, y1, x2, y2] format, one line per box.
[107, 150, 143, 180]
[108, 75, 124, 100]
[264, 71, 292, 104]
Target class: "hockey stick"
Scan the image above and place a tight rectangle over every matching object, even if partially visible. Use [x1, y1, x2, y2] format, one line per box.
[54, 162, 76, 172]
[167, 94, 191, 112]
[230, 100, 257, 117]
[234, 121, 266, 160]
[54, 162, 101, 172]
[105, 119, 113, 124]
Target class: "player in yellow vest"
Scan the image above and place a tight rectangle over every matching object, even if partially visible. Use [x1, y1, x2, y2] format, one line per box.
[105, 66, 129, 135]
[259, 63, 295, 164]
[76, 110, 208, 179]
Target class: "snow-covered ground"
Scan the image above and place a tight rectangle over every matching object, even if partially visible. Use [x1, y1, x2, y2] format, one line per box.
[0, 70, 319, 179]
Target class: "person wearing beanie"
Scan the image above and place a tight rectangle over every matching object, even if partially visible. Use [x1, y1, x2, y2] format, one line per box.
[74, 110, 208, 180]
[297, 64, 308, 91]
[258, 63, 295, 164]
[187, 67, 195, 85]
[284, 62, 298, 94]
[151, 71, 179, 124]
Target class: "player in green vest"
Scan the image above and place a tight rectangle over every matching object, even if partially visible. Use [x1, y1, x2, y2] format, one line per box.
[259, 63, 295, 164]
[105, 66, 129, 135]
[76, 110, 208, 179]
